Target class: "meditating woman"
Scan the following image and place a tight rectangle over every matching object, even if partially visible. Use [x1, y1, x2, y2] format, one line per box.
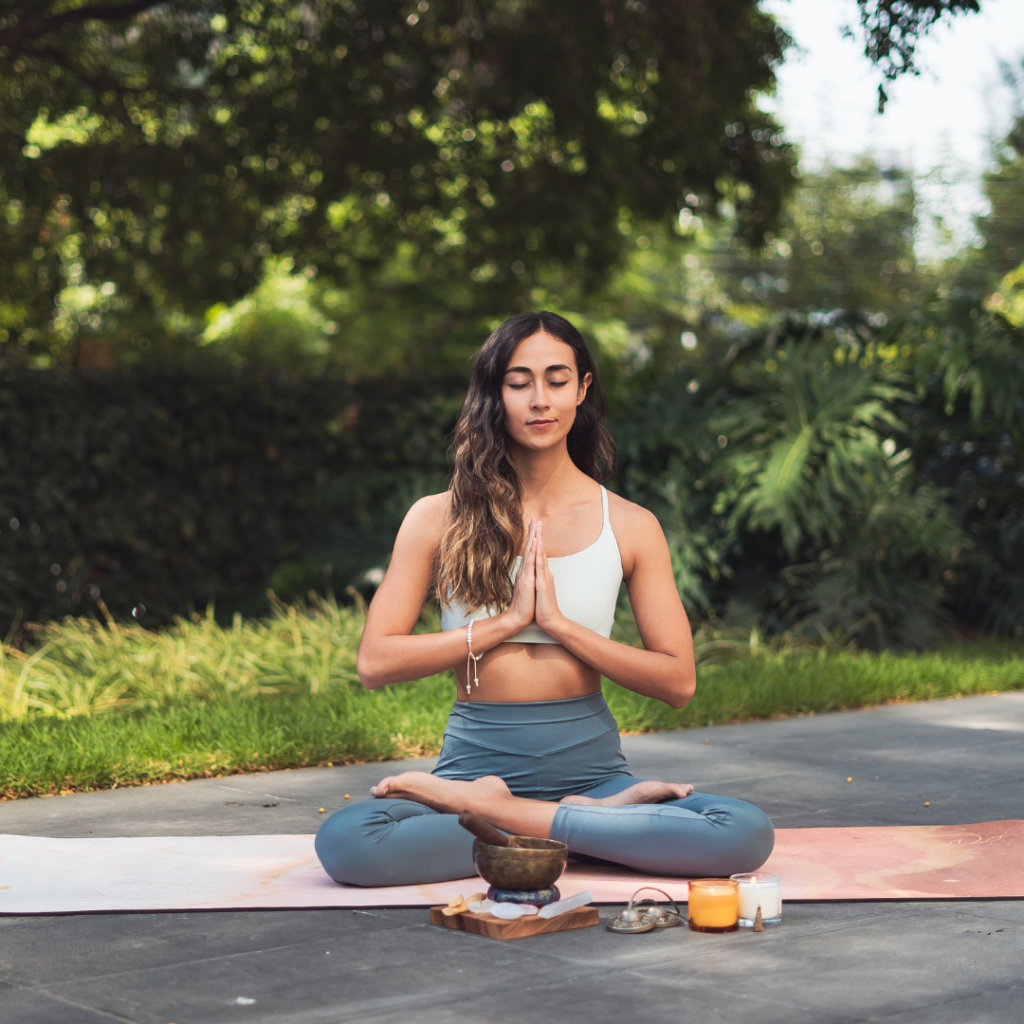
[315, 311, 774, 886]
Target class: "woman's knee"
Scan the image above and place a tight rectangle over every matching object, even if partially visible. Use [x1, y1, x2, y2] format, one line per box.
[718, 800, 775, 873]
[315, 803, 374, 884]
[673, 793, 775, 874]
[314, 800, 423, 886]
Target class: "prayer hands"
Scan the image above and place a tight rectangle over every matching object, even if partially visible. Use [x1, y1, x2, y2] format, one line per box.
[504, 519, 565, 637]
[506, 518, 538, 631]
[532, 521, 564, 634]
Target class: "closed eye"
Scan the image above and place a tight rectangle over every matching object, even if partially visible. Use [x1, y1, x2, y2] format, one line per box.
[505, 378, 571, 390]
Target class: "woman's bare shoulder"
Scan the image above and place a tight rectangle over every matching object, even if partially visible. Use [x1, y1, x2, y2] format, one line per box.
[399, 491, 450, 538]
[606, 489, 663, 537]
[606, 491, 668, 576]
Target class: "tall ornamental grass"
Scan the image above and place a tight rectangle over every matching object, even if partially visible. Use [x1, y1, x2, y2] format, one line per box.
[0, 599, 1021, 799]
[0, 597, 369, 722]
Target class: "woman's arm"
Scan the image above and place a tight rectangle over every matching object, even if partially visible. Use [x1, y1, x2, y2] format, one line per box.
[356, 496, 539, 688]
[533, 505, 696, 708]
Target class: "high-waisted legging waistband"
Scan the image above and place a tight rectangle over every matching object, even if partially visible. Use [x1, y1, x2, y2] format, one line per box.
[431, 691, 632, 801]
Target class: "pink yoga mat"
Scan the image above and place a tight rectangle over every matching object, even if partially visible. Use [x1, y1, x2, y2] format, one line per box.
[1, 821, 1020, 915]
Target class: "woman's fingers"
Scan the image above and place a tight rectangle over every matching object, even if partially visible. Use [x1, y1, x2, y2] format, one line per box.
[529, 539, 542, 590]
[524, 520, 539, 579]
[507, 519, 537, 629]
[533, 527, 563, 630]
[524, 517, 535, 549]
[536, 525, 553, 580]
[520, 518, 535, 569]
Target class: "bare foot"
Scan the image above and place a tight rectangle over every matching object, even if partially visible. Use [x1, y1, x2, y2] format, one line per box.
[559, 780, 694, 807]
[370, 771, 513, 815]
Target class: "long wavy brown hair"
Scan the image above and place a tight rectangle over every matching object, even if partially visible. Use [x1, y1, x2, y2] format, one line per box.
[435, 311, 617, 612]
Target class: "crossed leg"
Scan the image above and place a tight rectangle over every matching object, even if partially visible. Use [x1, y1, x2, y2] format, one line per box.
[315, 779, 773, 885]
[369, 771, 694, 839]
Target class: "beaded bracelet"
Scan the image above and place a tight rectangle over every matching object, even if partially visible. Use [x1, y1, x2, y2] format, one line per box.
[465, 619, 483, 695]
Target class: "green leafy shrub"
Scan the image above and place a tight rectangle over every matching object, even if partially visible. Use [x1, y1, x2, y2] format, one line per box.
[0, 369, 461, 625]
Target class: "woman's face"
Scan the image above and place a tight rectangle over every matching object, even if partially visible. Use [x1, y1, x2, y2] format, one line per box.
[501, 331, 592, 454]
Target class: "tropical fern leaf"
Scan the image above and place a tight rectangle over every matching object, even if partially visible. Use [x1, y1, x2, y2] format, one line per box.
[720, 340, 912, 554]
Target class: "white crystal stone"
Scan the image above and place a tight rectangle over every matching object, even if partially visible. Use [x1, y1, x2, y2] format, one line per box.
[538, 891, 594, 919]
[490, 902, 539, 919]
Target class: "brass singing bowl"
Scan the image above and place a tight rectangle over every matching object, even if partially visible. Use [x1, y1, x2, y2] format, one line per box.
[472, 837, 568, 890]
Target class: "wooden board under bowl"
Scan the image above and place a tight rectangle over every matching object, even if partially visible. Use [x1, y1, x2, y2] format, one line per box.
[429, 905, 600, 940]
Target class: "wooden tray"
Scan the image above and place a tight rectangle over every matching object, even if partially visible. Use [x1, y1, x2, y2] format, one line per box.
[429, 905, 600, 940]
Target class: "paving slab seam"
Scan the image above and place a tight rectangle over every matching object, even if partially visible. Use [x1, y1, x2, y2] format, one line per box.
[325, 956, 873, 1024]
[267, 963, 679, 1024]
[867, 980, 1024, 1022]
[212, 785, 302, 802]
[621, 970, 876, 1024]
[267, 913, 924, 1024]
[4, 977, 146, 1024]
[951, 904, 1024, 924]
[183, 928, 782, 1024]
[689, 741, 1024, 785]
[623, 953, 1024, 1024]
[0, 932, 376, 988]
[893, 746, 1024, 761]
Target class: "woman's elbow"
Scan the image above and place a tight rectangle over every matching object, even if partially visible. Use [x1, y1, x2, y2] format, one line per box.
[355, 651, 387, 689]
[665, 672, 696, 709]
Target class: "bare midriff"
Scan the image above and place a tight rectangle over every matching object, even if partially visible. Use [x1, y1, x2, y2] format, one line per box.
[453, 642, 601, 703]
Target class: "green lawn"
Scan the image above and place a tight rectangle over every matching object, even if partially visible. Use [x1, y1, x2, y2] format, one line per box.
[1, 599, 1022, 800]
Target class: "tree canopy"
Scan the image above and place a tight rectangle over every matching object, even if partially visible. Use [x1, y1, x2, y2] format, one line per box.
[0, 0, 986, 368]
[1, 0, 798, 366]
[853, 0, 981, 110]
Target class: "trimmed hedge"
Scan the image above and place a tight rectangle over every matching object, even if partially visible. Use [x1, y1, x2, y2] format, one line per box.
[0, 368, 464, 625]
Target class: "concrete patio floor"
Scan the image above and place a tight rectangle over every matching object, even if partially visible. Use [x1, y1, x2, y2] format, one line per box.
[2, 691, 1023, 1024]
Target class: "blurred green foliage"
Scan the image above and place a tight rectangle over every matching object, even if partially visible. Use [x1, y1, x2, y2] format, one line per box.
[0, 136, 1022, 643]
[0, 0, 796, 370]
[0, 368, 463, 625]
[0, 2, 1018, 647]
[586, 129, 1024, 646]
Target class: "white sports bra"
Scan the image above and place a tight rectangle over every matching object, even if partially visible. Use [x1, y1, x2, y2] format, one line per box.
[440, 486, 623, 644]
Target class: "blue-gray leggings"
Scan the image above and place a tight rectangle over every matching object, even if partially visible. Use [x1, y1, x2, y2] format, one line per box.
[315, 692, 775, 887]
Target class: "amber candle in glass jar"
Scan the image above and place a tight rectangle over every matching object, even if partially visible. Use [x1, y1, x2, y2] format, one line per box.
[687, 878, 739, 933]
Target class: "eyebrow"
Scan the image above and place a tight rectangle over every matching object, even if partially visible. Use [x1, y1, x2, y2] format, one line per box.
[504, 363, 573, 375]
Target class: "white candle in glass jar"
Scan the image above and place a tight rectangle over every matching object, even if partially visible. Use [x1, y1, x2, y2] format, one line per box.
[731, 873, 782, 923]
